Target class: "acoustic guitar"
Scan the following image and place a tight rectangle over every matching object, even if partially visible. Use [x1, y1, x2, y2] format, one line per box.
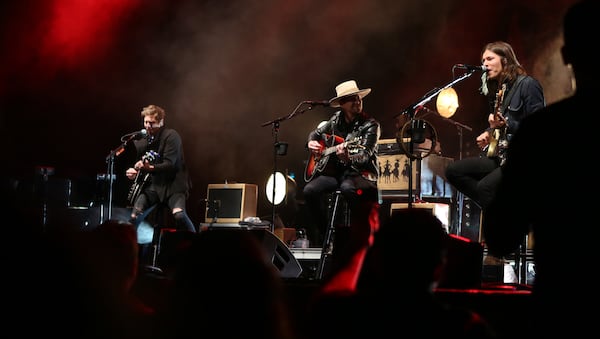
[304, 136, 362, 182]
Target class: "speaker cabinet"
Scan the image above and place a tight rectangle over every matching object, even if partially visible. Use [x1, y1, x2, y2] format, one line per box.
[458, 197, 482, 242]
[205, 183, 258, 224]
[376, 139, 454, 199]
[377, 153, 417, 192]
[390, 202, 450, 233]
[156, 228, 302, 278]
[438, 234, 483, 289]
[249, 228, 303, 279]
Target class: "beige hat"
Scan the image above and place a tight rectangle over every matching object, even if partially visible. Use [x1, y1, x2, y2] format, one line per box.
[328, 80, 372, 108]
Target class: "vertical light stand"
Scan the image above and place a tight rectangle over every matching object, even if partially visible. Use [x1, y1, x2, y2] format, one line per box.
[262, 102, 316, 233]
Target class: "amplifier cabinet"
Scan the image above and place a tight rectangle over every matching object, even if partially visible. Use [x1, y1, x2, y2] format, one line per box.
[378, 153, 418, 192]
[390, 202, 450, 233]
[377, 139, 454, 198]
[205, 183, 258, 224]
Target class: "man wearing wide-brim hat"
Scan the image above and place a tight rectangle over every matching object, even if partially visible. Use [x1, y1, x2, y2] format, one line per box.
[328, 80, 372, 108]
[303, 79, 381, 288]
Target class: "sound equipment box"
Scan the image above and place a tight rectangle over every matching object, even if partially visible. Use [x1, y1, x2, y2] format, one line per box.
[155, 228, 303, 279]
[438, 234, 484, 289]
[377, 139, 454, 199]
[205, 183, 258, 224]
[390, 202, 451, 233]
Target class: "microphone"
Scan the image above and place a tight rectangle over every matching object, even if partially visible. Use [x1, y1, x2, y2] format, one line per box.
[303, 100, 330, 107]
[454, 64, 488, 72]
[121, 129, 147, 141]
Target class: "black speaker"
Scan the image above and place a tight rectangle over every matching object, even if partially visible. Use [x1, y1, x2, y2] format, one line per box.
[437, 234, 483, 289]
[249, 228, 303, 279]
[156, 228, 302, 279]
[458, 197, 482, 242]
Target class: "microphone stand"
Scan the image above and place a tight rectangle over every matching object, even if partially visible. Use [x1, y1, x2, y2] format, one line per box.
[437, 115, 472, 236]
[261, 102, 317, 233]
[394, 70, 477, 207]
[103, 134, 137, 222]
[35, 165, 55, 232]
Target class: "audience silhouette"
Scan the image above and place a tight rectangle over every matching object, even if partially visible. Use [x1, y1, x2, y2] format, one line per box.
[483, 1, 598, 338]
[309, 208, 497, 338]
[82, 220, 157, 338]
[10, 219, 157, 339]
[155, 229, 296, 339]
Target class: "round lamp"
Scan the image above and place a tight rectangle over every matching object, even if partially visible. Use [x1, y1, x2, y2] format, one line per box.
[436, 87, 459, 118]
[266, 172, 287, 205]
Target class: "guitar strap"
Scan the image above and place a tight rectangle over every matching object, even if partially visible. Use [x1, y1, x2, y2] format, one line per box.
[489, 75, 526, 166]
[326, 111, 342, 146]
[357, 119, 376, 134]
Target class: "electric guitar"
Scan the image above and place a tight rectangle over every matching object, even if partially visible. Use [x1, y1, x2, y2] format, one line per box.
[127, 150, 160, 205]
[304, 136, 362, 182]
[485, 83, 508, 163]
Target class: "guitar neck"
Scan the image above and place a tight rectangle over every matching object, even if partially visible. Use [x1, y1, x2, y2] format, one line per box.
[322, 143, 342, 157]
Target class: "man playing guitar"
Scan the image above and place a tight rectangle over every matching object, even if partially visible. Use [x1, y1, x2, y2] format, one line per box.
[444, 41, 545, 262]
[480, 83, 508, 164]
[125, 104, 196, 262]
[302, 80, 381, 284]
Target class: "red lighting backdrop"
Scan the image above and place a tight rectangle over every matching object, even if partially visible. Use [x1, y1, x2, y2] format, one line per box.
[41, 0, 140, 66]
[0, 0, 579, 225]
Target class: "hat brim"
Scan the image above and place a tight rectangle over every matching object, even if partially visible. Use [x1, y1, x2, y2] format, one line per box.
[328, 88, 372, 108]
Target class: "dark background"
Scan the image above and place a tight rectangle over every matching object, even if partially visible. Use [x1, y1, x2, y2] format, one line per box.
[0, 0, 577, 229]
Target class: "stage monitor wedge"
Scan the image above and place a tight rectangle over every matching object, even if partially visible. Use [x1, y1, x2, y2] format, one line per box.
[205, 183, 258, 224]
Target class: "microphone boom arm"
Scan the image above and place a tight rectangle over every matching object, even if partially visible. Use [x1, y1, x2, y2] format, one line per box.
[394, 71, 476, 119]
[392, 70, 476, 206]
[260, 101, 318, 127]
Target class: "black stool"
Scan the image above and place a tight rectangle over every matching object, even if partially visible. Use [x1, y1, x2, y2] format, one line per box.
[316, 190, 351, 279]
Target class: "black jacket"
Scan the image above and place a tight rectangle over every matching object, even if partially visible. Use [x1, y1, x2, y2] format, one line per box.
[308, 111, 380, 181]
[133, 127, 190, 200]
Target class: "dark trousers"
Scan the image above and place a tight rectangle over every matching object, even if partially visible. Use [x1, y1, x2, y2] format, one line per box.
[132, 191, 196, 233]
[303, 174, 379, 277]
[444, 155, 501, 209]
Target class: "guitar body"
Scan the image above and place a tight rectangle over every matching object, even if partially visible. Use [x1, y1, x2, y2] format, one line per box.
[127, 172, 150, 206]
[484, 84, 508, 163]
[487, 127, 509, 165]
[486, 129, 501, 158]
[304, 135, 360, 182]
[126, 150, 160, 206]
[304, 140, 333, 182]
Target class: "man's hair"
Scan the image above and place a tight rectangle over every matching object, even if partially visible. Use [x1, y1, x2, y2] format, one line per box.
[483, 41, 525, 81]
[141, 104, 166, 121]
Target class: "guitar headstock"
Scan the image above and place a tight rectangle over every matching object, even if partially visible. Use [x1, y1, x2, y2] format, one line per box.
[347, 137, 365, 158]
[348, 144, 366, 155]
[142, 150, 160, 163]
